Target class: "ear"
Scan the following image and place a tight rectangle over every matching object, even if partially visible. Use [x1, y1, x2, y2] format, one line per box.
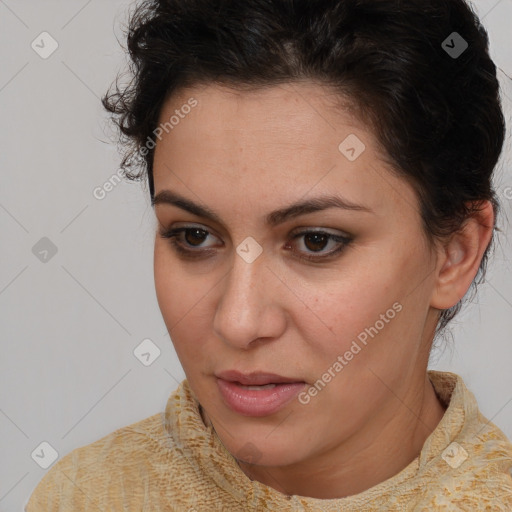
[430, 200, 495, 310]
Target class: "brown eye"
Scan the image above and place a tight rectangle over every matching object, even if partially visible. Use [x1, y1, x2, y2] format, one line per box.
[160, 225, 352, 263]
[303, 232, 330, 252]
[288, 230, 352, 261]
[158, 226, 221, 260]
[183, 228, 209, 246]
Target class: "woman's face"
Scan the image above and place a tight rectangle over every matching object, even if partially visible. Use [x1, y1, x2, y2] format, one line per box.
[153, 82, 442, 468]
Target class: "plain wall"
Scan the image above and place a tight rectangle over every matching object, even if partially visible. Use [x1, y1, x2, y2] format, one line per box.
[0, 0, 511, 510]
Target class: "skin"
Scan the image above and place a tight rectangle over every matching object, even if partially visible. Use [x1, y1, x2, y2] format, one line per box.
[152, 81, 494, 499]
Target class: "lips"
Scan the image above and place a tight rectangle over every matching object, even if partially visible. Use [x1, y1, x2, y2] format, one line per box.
[216, 369, 304, 386]
[215, 370, 306, 416]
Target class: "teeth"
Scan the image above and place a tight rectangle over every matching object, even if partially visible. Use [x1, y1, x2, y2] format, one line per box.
[240, 383, 277, 390]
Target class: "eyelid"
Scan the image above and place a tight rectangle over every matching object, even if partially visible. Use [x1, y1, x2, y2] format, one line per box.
[159, 222, 222, 242]
[289, 226, 351, 238]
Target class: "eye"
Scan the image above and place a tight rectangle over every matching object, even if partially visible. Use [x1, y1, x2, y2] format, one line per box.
[158, 225, 352, 262]
[158, 225, 220, 259]
[286, 229, 352, 262]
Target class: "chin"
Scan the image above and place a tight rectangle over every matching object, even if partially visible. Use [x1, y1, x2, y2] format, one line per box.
[217, 428, 306, 468]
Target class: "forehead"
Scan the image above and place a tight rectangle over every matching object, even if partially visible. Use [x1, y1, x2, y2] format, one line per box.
[152, 82, 416, 221]
[158, 81, 367, 146]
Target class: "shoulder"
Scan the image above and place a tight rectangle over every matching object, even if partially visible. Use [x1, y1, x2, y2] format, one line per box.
[418, 420, 512, 510]
[25, 412, 174, 512]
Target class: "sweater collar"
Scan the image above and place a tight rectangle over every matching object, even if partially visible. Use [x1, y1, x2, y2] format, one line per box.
[163, 370, 475, 509]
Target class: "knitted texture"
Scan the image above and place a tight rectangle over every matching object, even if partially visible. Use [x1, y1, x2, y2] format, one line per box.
[25, 371, 512, 511]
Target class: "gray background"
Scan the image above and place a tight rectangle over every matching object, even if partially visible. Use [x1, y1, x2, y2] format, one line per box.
[0, 1, 511, 510]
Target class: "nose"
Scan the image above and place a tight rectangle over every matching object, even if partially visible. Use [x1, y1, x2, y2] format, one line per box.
[212, 246, 286, 350]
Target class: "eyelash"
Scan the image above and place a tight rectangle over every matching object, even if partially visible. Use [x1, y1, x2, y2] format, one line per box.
[158, 225, 353, 263]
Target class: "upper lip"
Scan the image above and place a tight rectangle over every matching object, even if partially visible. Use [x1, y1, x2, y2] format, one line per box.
[216, 370, 304, 386]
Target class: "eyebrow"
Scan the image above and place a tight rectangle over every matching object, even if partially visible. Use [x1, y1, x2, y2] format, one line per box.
[152, 189, 374, 227]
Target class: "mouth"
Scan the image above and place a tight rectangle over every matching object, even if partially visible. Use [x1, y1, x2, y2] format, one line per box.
[215, 370, 306, 417]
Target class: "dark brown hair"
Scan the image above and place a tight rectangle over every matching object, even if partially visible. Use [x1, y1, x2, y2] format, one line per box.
[102, 0, 506, 339]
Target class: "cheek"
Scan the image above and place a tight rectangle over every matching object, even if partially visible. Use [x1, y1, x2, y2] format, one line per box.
[153, 243, 214, 365]
[293, 266, 420, 390]
[308, 263, 432, 393]
[153, 245, 200, 340]
[154, 245, 179, 319]
[154, 243, 205, 313]
[300, 273, 396, 348]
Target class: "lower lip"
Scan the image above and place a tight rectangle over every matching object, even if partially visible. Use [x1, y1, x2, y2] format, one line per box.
[217, 379, 306, 417]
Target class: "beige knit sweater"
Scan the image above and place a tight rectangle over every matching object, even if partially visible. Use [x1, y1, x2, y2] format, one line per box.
[25, 371, 512, 511]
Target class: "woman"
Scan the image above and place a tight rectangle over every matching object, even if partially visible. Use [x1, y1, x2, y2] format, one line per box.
[26, 0, 512, 510]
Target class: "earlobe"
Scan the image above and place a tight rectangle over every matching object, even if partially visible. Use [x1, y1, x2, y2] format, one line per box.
[430, 201, 494, 311]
